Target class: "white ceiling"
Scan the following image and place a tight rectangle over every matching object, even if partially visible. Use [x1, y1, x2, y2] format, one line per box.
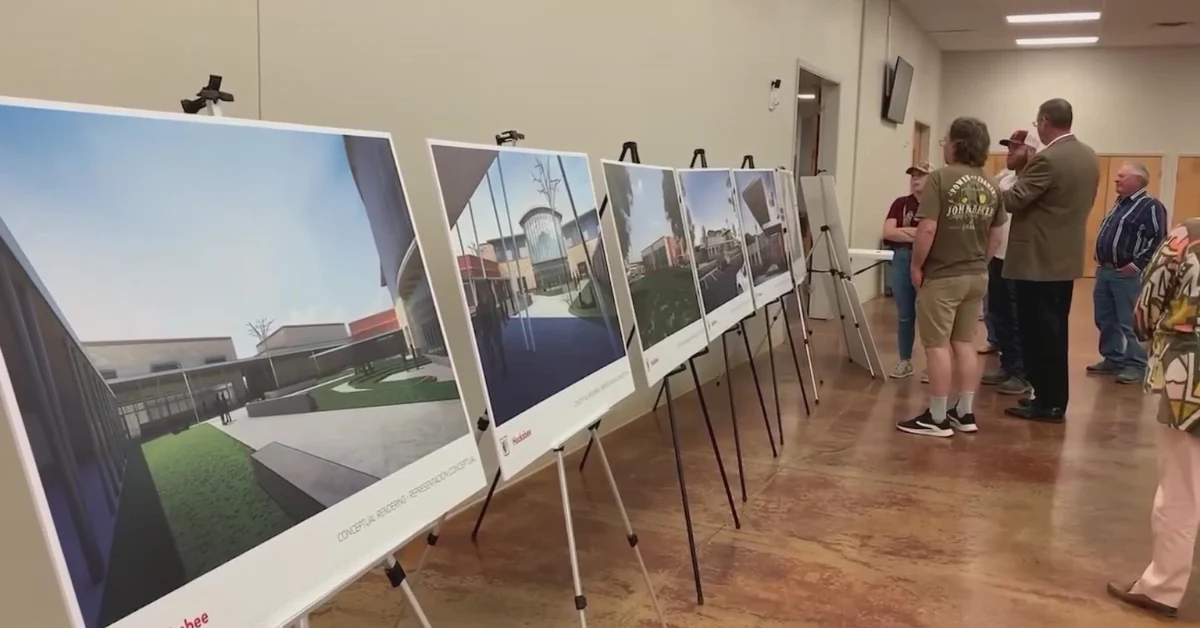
[898, 0, 1200, 51]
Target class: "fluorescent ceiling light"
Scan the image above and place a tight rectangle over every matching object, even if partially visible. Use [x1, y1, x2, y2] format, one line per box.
[1016, 36, 1099, 46]
[1007, 12, 1101, 24]
[796, 93, 817, 100]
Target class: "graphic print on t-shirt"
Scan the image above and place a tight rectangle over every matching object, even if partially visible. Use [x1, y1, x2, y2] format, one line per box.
[944, 173, 999, 231]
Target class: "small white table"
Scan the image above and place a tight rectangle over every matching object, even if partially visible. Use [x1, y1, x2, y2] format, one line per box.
[848, 248, 894, 276]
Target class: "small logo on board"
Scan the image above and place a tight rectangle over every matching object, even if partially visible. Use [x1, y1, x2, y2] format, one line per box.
[500, 436, 510, 456]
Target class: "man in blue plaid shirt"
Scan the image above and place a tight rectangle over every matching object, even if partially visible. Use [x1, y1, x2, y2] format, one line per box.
[1089, 161, 1168, 384]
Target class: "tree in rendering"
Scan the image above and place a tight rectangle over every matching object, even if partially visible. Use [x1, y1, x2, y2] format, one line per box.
[605, 165, 634, 260]
[246, 318, 275, 343]
[662, 170, 686, 242]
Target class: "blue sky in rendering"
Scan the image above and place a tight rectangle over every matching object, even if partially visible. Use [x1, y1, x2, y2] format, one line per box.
[678, 170, 742, 240]
[0, 105, 392, 359]
[448, 149, 597, 257]
[620, 166, 672, 266]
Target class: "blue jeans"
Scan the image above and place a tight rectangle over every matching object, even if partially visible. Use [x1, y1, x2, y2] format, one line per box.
[1094, 265, 1146, 371]
[891, 248, 916, 360]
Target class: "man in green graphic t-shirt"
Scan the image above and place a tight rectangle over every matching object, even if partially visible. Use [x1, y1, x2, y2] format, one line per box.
[897, 116, 1008, 438]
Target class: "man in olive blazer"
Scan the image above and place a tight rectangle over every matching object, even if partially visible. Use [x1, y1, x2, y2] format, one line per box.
[1000, 98, 1100, 422]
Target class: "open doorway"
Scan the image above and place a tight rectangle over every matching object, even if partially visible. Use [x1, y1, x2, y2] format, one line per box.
[793, 63, 840, 316]
[794, 71, 824, 177]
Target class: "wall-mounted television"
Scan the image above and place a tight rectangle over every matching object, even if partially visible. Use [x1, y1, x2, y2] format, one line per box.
[882, 56, 914, 124]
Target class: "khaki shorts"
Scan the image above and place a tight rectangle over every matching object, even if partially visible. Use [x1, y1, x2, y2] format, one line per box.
[916, 274, 988, 347]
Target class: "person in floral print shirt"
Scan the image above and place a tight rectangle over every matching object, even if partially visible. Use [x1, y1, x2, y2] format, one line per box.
[1108, 219, 1200, 618]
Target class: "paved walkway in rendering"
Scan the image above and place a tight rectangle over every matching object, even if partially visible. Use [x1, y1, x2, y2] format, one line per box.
[212, 400, 470, 478]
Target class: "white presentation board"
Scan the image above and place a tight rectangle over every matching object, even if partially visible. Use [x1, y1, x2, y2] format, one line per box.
[676, 169, 757, 336]
[427, 141, 636, 479]
[600, 161, 709, 385]
[798, 174, 886, 377]
[732, 169, 793, 307]
[0, 97, 487, 628]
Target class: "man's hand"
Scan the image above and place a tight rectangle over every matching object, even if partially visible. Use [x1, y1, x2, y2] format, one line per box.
[1118, 263, 1140, 277]
[910, 266, 924, 288]
[900, 227, 918, 238]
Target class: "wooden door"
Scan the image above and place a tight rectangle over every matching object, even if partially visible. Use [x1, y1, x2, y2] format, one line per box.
[1082, 156, 1163, 278]
[1173, 156, 1200, 224]
[1082, 157, 1112, 278]
[985, 154, 1007, 177]
[912, 122, 930, 165]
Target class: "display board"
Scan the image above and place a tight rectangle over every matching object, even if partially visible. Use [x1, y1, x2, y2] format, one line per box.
[427, 141, 635, 479]
[676, 169, 757, 336]
[732, 169, 793, 306]
[798, 174, 885, 377]
[0, 98, 487, 628]
[600, 161, 708, 384]
[777, 170, 808, 284]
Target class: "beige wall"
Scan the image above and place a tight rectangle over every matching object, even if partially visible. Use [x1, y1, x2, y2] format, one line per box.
[0, 1, 941, 622]
[846, 0, 943, 298]
[941, 46, 1200, 221]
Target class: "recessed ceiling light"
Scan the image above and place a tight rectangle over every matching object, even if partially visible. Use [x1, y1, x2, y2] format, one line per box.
[797, 93, 817, 100]
[1007, 12, 1101, 24]
[1016, 36, 1100, 46]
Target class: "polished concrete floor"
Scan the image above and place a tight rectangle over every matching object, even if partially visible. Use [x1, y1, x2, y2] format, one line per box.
[310, 281, 1189, 627]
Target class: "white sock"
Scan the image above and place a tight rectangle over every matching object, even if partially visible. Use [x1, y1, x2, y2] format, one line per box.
[930, 397, 948, 424]
[957, 393, 974, 415]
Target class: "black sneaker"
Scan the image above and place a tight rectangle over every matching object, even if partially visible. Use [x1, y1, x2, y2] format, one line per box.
[897, 410, 953, 438]
[948, 408, 978, 433]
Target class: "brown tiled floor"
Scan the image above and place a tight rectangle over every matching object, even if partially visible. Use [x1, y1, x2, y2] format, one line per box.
[311, 282, 1190, 627]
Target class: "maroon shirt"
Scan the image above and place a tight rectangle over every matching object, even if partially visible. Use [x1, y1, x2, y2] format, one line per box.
[884, 194, 919, 249]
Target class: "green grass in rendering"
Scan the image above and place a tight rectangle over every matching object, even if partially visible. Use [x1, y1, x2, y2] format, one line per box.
[306, 355, 460, 411]
[630, 267, 702, 347]
[142, 425, 296, 579]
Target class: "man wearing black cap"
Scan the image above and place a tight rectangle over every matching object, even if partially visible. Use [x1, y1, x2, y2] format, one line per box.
[981, 130, 1038, 396]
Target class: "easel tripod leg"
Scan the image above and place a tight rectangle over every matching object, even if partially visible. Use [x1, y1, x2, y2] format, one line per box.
[740, 321, 777, 458]
[779, 299, 811, 416]
[578, 432, 595, 472]
[591, 430, 668, 627]
[688, 358, 740, 529]
[413, 519, 443, 580]
[766, 302, 782, 446]
[795, 294, 822, 403]
[554, 448, 589, 627]
[471, 468, 503, 541]
[664, 376, 704, 604]
[383, 556, 433, 628]
[721, 334, 748, 502]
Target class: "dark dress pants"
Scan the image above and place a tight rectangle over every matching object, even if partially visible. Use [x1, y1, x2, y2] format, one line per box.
[1014, 279, 1075, 410]
[987, 257, 1022, 378]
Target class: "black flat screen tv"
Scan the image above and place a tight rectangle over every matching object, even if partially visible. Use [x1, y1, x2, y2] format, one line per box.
[883, 56, 914, 124]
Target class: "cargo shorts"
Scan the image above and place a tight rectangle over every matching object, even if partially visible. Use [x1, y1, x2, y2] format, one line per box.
[916, 273, 988, 347]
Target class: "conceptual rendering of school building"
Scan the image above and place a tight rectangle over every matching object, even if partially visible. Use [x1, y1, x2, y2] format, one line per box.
[455, 205, 608, 312]
[739, 176, 787, 274]
[0, 180, 464, 626]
